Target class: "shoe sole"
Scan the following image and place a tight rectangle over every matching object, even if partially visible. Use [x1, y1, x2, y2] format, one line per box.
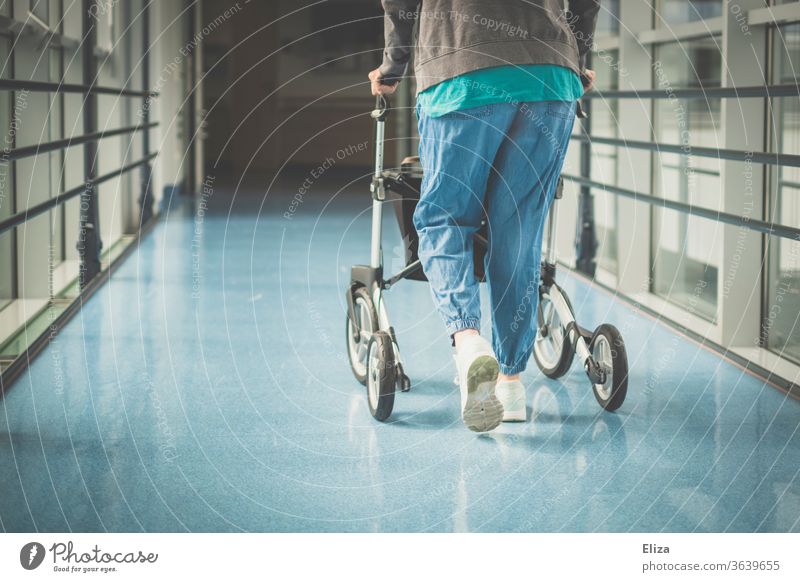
[462, 355, 503, 433]
[502, 408, 527, 422]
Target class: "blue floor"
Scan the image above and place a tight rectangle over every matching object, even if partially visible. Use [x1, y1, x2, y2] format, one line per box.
[2, 174, 800, 532]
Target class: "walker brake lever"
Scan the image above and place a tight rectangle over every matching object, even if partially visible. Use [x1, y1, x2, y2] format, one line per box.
[576, 100, 588, 119]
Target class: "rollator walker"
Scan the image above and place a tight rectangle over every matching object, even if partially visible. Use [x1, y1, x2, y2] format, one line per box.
[345, 95, 629, 421]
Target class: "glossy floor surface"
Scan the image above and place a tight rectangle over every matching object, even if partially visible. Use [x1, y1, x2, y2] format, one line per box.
[2, 175, 800, 532]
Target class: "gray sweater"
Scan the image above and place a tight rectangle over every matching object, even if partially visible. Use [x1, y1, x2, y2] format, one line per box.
[379, 0, 600, 93]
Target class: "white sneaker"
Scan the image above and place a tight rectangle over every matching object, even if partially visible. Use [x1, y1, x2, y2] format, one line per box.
[496, 380, 526, 422]
[454, 335, 503, 432]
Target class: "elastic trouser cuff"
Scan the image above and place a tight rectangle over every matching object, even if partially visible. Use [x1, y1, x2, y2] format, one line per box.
[499, 361, 528, 376]
[446, 318, 481, 346]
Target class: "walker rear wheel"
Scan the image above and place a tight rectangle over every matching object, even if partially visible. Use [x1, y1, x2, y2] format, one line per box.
[533, 287, 576, 379]
[366, 331, 396, 421]
[346, 286, 377, 385]
[589, 324, 628, 411]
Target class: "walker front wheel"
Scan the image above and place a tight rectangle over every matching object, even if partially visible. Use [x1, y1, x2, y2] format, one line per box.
[366, 331, 396, 421]
[589, 324, 628, 411]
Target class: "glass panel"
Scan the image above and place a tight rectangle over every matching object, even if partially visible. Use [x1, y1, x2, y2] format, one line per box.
[49, 0, 62, 31]
[596, 0, 620, 36]
[772, 22, 800, 226]
[651, 38, 722, 321]
[655, 37, 723, 88]
[658, 0, 723, 26]
[766, 22, 800, 364]
[590, 49, 619, 275]
[31, 0, 48, 22]
[652, 209, 720, 320]
[49, 46, 64, 270]
[0, 229, 13, 313]
[765, 234, 800, 365]
[0, 37, 12, 313]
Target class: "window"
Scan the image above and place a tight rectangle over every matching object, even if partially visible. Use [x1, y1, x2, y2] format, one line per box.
[0, 37, 12, 313]
[590, 49, 619, 275]
[49, 45, 65, 273]
[596, 0, 620, 36]
[30, 0, 48, 23]
[765, 21, 800, 364]
[651, 37, 722, 321]
[49, 0, 63, 32]
[657, 0, 723, 26]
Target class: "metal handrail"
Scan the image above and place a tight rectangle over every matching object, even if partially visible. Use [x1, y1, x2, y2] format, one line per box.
[570, 133, 800, 168]
[0, 122, 158, 162]
[581, 83, 800, 100]
[562, 173, 800, 241]
[0, 153, 158, 235]
[572, 81, 800, 249]
[0, 78, 158, 98]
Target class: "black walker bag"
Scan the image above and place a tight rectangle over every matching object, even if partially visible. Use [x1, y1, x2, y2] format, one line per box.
[384, 156, 488, 283]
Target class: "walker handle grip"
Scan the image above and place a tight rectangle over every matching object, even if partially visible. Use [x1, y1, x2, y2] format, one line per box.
[371, 94, 390, 121]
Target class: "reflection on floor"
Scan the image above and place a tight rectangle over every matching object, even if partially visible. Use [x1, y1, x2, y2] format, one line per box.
[1, 177, 799, 532]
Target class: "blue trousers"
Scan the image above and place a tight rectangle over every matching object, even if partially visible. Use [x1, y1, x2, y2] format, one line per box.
[414, 100, 575, 375]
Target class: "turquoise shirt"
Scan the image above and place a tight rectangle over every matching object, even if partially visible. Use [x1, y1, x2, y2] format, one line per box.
[417, 64, 584, 117]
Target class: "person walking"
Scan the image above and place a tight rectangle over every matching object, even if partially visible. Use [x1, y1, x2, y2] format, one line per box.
[369, 0, 599, 432]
